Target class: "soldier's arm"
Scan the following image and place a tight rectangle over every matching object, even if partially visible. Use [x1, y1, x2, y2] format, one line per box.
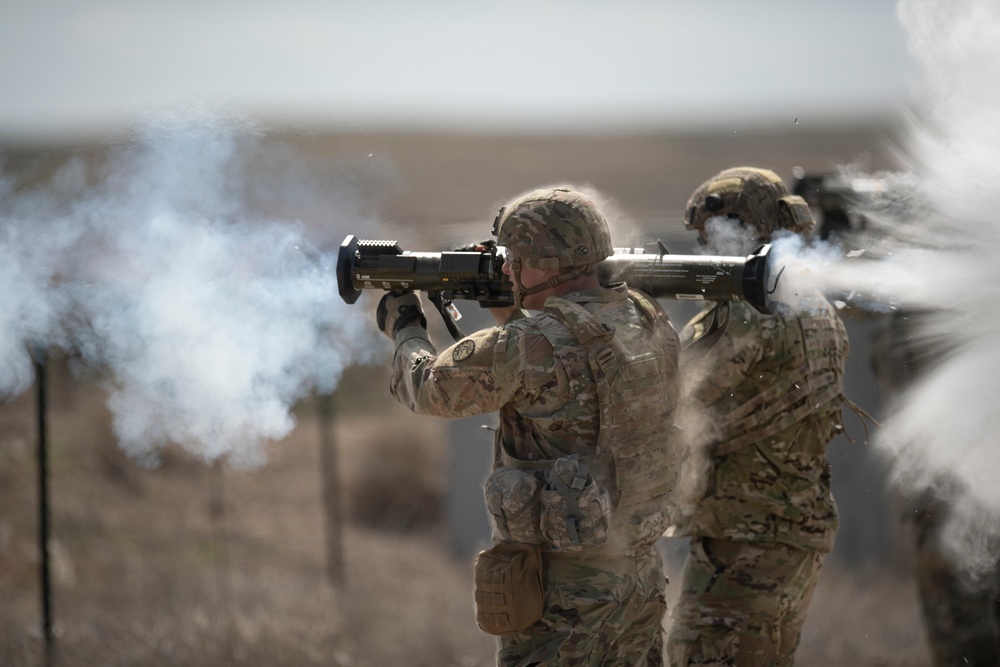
[389, 324, 527, 418]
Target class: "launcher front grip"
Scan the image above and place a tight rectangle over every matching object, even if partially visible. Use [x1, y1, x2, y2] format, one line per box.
[337, 234, 777, 315]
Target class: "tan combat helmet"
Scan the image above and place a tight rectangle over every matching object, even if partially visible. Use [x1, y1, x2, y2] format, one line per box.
[494, 187, 613, 269]
[684, 167, 815, 243]
[493, 187, 613, 306]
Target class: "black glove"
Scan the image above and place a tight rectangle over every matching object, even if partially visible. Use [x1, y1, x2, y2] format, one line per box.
[376, 291, 427, 339]
[452, 239, 497, 253]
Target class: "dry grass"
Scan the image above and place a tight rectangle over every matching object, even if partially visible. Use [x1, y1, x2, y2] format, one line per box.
[0, 360, 932, 666]
[0, 360, 496, 667]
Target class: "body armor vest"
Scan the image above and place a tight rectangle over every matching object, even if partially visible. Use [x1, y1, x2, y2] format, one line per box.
[494, 290, 681, 556]
[708, 306, 848, 457]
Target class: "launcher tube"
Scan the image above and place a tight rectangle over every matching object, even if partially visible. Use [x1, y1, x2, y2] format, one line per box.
[337, 235, 774, 314]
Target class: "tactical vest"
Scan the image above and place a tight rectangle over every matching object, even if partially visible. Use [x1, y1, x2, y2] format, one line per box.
[709, 306, 848, 457]
[495, 290, 681, 556]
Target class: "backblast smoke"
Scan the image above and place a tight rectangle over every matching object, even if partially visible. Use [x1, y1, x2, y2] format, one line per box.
[0, 114, 389, 465]
[769, 0, 1000, 578]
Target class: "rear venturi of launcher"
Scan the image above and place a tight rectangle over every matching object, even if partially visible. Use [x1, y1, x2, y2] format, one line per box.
[337, 235, 777, 339]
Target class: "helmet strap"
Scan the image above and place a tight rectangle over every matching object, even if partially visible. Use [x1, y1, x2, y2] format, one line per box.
[511, 258, 525, 309]
[512, 260, 592, 309]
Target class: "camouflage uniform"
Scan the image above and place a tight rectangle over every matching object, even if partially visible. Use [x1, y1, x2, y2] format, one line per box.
[666, 168, 850, 667]
[667, 299, 848, 667]
[386, 188, 682, 666]
[871, 310, 1000, 666]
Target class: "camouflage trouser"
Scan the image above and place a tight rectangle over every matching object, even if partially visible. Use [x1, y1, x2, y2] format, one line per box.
[912, 505, 1000, 667]
[666, 538, 823, 667]
[497, 548, 668, 667]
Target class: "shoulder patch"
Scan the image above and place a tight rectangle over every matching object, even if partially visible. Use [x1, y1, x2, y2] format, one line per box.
[452, 338, 477, 362]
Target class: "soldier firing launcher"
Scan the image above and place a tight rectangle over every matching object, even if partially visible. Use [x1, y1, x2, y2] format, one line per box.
[338, 234, 778, 341]
[791, 167, 890, 242]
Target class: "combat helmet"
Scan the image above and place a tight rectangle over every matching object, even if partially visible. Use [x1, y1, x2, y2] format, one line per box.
[493, 187, 613, 306]
[684, 167, 815, 242]
[494, 187, 613, 269]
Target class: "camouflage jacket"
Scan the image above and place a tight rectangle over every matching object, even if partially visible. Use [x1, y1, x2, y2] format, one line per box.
[678, 298, 849, 552]
[390, 283, 681, 555]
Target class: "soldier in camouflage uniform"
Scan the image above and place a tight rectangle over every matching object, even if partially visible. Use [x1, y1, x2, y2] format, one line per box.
[870, 310, 1000, 666]
[665, 168, 850, 667]
[376, 186, 683, 666]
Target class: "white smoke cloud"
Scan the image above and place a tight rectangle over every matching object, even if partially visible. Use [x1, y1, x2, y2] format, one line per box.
[698, 216, 760, 257]
[878, 0, 1000, 578]
[0, 157, 85, 395]
[767, 0, 1000, 577]
[1, 113, 389, 465]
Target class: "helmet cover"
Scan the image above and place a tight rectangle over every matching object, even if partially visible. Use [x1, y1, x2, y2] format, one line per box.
[684, 167, 815, 241]
[494, 187, 613, 269]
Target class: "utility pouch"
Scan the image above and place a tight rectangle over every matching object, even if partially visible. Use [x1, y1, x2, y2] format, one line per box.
[474, 542, 544, 635]
[539, 455, 612, 552]
[484, 467, 544, 544]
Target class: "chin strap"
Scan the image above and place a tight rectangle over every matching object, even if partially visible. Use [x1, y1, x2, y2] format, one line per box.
[510, 258, 594, 308]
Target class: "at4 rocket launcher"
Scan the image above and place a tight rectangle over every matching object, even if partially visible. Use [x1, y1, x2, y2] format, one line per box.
[337, 234, 776, 340]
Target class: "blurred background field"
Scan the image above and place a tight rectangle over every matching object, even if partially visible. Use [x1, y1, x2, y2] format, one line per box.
[1, 125, 934, 666]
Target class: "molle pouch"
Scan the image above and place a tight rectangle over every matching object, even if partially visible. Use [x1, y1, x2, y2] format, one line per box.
[474, 542, 544, 636]
[540, 455, 612, 552]
[484, 468, 544, 544]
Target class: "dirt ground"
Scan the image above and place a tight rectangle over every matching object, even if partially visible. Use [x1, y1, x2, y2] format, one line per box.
[0, 124, 936, 666]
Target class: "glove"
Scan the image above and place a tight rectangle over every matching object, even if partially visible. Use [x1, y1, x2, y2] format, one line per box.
[376, 291, 427, 339]
[452, 239, 496, 253]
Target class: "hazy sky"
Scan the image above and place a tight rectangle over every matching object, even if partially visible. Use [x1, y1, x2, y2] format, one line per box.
[1, 1, 911, 139]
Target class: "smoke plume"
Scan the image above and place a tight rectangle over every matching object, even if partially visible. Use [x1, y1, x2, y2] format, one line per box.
[1, 114, 390, 465]
[769, 0, 1000, 577]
